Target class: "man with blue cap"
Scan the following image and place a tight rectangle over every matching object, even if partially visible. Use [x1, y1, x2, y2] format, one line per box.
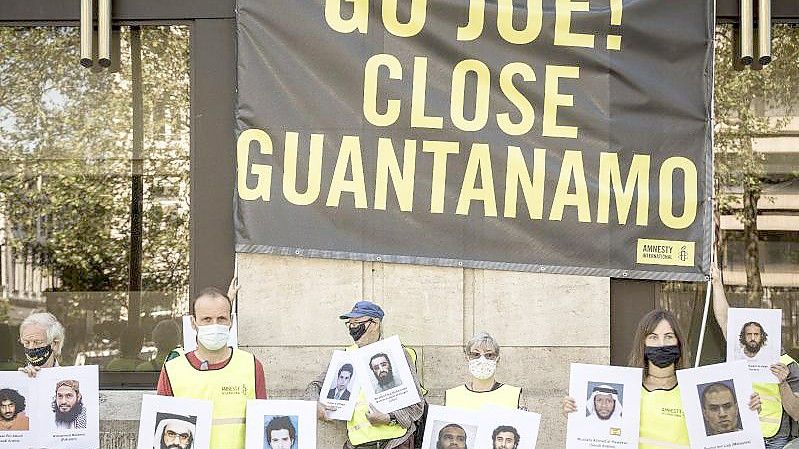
[306, 300, 425, 449]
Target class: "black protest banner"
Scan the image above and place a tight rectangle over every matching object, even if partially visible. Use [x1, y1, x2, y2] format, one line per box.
[235, 0, 713, 281]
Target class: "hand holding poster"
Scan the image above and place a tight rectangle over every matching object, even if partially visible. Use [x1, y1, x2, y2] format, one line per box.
[566, 363, 642, 449]
[676, 361, 764, 449]
[351, 335, 421, 414]
[244, 400, 316, 449]
[0, 365, 99, 449]
[726, 308, 781, 383]
[137, 394, 213, 449]
[319, 350, 361, 420]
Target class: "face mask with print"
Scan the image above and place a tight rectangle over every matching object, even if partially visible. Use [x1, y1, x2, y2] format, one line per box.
[468, 356, 497, 380]
[25, 344, 53, 367]
[196, 324, 230, 351]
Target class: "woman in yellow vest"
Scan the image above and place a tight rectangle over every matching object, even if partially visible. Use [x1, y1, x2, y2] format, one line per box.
[711, 265, 799, 449]
[444, 332, 522, 410]
[563, 309, 762, 449]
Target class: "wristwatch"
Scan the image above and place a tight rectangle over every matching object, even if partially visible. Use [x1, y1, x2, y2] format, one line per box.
[388, 412, 398, 425]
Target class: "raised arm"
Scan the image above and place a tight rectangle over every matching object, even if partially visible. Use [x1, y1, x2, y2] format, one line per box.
[711, 264, 729, 340]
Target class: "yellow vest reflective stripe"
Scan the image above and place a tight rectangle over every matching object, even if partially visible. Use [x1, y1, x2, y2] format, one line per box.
[639, 386, 689, 449]
[344, 344, 408, 445]
[443, 384, 521, 411]
[753, 353, 797, 438]
[166, 349, 256, 449]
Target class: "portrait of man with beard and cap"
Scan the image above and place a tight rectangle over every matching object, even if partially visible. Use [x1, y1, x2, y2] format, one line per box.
[0, 388, 29, 431]
[153, 413, 196, 449]
[52, 379, 86, 429]
[585, 383, 623, 430]
[369, 352, 402, 393]
[736, 322, 768, 362]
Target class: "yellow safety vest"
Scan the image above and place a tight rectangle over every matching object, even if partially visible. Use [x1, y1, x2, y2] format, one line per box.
[443, 384, 521, 410]
[639, 385, 689, 449]
[344, 343, 415, 445]
[753, 354, 796, 438]
[166, 349, 256, 449]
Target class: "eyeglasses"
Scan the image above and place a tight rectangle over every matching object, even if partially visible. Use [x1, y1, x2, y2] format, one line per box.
[165, 430, 191, 442]
[467, 351, 498, 361]
[347, 319, 374, 328]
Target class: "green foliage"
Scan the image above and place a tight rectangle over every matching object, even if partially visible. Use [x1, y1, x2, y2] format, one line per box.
[0, 27, 190, 314]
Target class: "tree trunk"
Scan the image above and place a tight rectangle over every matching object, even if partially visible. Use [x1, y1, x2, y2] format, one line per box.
[742, 187, 762, 307]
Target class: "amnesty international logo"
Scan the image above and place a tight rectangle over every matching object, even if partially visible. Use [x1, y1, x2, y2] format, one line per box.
[636, 239, 695, 267]
[221, 383, 249, 396]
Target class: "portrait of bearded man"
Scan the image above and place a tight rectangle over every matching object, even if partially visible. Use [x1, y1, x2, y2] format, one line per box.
[0, 388, 29, 431]
[737, 322, 768, 360]
[369, 352, 402, 393]
[154, 416, 195, 449]
[52, 379, 86, 429]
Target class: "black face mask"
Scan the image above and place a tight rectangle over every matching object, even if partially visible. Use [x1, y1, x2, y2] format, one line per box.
[348, 320, 372, 341]
[644, 345, 680, 368]
[25, 344, 53, 367]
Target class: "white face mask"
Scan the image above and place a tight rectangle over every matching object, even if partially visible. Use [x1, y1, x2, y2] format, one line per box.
[468, 356, 497, 380]
[196, 324, 230, 351]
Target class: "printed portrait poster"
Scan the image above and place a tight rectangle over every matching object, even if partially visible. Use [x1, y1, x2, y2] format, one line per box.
[473, 405, 541, 449]
[0, 371, 33, 448]
[352, 335, 421, 413]
[244, 399, 316, 449]
[319, 350, 361, 421]
[136, 394, 213, 449]
[726, 308, 781, 383]
[421, 405, 481, 449]
[566, 363, 643, 449]
[676, 361, 764, 449]
[27, 365, 100, 449]
[182, 313, 239, 352]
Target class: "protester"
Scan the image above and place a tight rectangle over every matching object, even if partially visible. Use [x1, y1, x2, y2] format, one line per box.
[306, 300, 425, 449]
[563, 309, 761, 449]
[712, 265, 799, 449]
[444, 332, 521, 410]
[18, 312, 66, 377]
[157, 286, 267, 449]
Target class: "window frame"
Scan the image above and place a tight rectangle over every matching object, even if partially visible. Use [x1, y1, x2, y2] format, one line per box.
[1, 0, 235, 389]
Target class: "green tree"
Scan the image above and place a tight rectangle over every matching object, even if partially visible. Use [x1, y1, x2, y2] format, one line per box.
[713, 24, 799, 305]
[0, 26, 190, 350]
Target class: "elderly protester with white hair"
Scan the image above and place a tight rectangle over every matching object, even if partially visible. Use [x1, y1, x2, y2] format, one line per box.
[444, 331, 522, 410]
[17, 312, 66, 377]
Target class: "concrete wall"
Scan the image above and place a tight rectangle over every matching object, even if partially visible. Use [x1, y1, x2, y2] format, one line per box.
[236, 253, 610, 449]
[98, 253, 609, 448]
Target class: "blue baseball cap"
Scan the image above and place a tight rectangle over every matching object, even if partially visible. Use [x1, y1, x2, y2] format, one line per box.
[339, 300, 385, 320]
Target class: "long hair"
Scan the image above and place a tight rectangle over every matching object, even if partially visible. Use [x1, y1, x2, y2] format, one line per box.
[627, 309, 690, 372]
[738, 322, 767, 347]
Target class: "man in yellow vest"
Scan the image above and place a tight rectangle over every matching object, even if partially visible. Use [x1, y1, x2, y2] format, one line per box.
[157, 287, 267, 449]
[712, 267, 799, 448]
[306, 300, 425, 449]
